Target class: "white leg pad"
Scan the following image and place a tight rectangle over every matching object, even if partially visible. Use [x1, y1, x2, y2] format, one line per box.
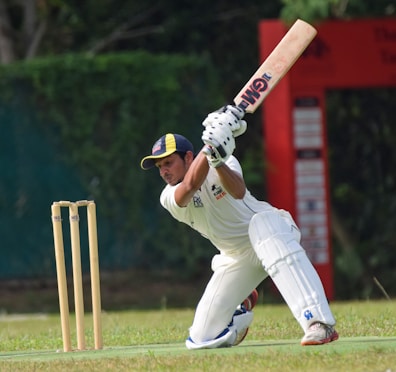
[249, 210, 335, 331]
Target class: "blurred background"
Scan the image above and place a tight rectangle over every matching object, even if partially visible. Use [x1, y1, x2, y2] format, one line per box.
[0, 0, 395, 312]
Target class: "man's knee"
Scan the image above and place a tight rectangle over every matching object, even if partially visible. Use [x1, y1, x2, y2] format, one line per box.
[248, 211, 302, 271]
[186, 311, 253, 350]
[186, 328, 235, 350]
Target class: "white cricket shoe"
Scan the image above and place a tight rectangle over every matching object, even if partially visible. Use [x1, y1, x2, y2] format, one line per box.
[301, 322, 339, 346]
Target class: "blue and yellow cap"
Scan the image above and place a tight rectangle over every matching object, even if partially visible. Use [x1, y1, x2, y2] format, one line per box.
[140, 133, 194, 170]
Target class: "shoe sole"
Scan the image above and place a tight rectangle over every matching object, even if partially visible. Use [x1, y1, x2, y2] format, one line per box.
[301, 330, 339, 346]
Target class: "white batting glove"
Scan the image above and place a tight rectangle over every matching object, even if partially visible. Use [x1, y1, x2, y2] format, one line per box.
[202, 122, 235, 164]
[202, 111, 239, 131]
[232, 120, 247, 137]
[202, 105, 247, 138]
[202, 145, 224, 168]
[224, 104, 245, 120]
[224, 104, 247, 137]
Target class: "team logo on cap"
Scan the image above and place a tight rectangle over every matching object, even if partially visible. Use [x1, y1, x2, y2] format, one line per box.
[152, 139, 162, 154]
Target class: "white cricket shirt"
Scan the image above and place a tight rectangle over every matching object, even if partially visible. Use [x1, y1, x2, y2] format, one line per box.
[160, 155, 275, 254]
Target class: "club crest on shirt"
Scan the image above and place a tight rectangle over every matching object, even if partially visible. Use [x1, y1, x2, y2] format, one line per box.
[193, 195, 203, 207]
[212, 184, 226, 200]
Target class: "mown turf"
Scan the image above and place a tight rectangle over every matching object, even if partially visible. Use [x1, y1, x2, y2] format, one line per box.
[0, 301, 395, 371]
[1, 336, 396, 360]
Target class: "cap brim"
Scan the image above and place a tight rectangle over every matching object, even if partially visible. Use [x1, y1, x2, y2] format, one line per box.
[140, 150, 176, 170]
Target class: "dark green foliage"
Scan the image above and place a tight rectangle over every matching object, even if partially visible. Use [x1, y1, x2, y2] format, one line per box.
[280, 0, 395, 22]
[0, 51, 223, 277]
[327, 88, 396, 299]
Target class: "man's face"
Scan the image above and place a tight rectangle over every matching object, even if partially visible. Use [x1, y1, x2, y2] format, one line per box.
[155, 153, 189, 186]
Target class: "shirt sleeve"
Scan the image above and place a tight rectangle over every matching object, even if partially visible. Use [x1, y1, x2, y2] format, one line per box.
[226, 155, 243, 176]
[160, 184, 190, 222]
[160, 184, 177, 210]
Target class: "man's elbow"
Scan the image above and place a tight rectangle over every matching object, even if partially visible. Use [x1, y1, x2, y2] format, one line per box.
[231, 188, 246, 200]
[175, 182, 196, 207]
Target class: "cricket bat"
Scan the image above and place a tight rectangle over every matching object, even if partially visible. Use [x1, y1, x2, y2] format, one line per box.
[234, 19, 317, 114]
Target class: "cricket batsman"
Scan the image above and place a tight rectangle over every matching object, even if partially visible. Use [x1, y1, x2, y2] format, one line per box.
[140, 105, 338, 349]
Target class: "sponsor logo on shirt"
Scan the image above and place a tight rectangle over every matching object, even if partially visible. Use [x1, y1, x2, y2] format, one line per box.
[212, 184, 226, 200]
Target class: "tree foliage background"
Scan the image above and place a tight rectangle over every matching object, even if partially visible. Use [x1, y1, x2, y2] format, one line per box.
[0, 0, 395, 301]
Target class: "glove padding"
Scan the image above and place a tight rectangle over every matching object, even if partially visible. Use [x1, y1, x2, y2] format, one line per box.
[202, 145, 225, 168]
[202, 122, 235, 164]
[202, 105, 247, 138]
[223, 104, 245, 120]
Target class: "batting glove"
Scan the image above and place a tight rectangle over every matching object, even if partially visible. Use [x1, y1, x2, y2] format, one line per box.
[202, 145, 224, 168]
[202, 105, 247, 138]
[223, 104, 245, 120]
[202, 122, 235, 164]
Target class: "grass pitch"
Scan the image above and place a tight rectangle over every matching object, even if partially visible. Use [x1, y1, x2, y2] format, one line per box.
[0, 301, 395, 371]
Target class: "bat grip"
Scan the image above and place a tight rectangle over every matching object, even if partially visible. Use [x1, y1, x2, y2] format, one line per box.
[202, 144, 226, 159]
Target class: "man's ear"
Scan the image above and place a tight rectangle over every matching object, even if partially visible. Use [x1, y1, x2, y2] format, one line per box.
[185, 150, 195, 165]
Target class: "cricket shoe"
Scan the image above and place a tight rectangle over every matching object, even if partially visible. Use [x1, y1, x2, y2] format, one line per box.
[232, 289, 258, 346]
[301, 322, 339, 346]
[241, 289, 259, 311]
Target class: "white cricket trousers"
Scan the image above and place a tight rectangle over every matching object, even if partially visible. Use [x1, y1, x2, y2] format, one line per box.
[188, 246, 267, 343]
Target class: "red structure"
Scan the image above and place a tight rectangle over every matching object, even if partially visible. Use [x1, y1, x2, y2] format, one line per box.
[259, 18, 396, 299]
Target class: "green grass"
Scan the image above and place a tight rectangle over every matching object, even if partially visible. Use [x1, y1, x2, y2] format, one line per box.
[0, 301, 395, 371]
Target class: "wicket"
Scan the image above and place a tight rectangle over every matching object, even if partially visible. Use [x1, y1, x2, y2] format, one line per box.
[51, 200, 103, 352]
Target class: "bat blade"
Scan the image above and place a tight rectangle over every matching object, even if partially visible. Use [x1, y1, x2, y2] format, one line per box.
[234, 19, 317, 114]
